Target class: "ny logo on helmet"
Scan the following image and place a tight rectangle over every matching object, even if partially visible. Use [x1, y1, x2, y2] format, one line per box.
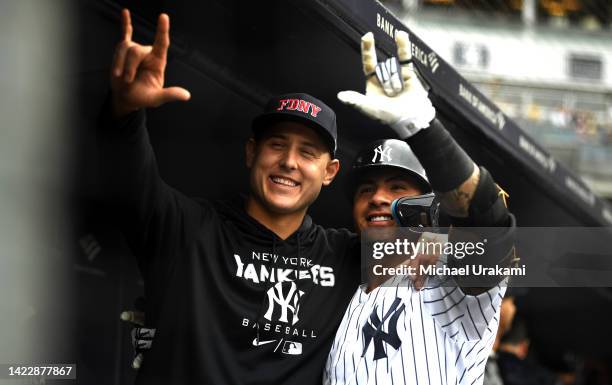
[264, 282, 304, 325]
[372, 145, 392, 163]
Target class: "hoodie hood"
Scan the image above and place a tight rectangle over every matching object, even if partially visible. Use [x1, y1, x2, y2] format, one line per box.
[213, 194, 317, 250]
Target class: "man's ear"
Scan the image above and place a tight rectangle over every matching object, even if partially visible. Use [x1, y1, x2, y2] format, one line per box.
[322, 159, 340, 186]
[245, 138, 256, 168]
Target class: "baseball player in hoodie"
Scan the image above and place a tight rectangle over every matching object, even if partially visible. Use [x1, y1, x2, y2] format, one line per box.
[101, 9, 359, 385]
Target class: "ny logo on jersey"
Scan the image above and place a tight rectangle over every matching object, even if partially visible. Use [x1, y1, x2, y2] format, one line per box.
[372, 145, 392, 163]
[264, 281, 304, 325]
[362, 297, 405, 360]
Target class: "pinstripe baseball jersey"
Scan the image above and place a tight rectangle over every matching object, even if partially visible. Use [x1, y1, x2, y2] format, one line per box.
[324, 272, 506, 385]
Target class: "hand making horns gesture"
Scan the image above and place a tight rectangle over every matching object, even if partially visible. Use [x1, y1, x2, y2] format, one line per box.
[110, 9, 191, 118]
[338, 31, 436, 138]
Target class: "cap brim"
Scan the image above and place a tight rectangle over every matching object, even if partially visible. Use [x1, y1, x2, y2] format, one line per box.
[252, 112, 336, 157]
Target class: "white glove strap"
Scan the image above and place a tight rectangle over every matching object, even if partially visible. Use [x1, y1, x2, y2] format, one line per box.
[390, 114, 434, 139]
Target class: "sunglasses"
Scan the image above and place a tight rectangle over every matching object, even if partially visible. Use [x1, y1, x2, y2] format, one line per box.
[391, 193, 440, 228]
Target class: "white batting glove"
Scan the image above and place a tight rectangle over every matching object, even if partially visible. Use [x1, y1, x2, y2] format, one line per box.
[338, 31, 436, 138]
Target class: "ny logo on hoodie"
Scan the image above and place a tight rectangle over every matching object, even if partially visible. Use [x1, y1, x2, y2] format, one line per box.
[264, 282, 305, 325]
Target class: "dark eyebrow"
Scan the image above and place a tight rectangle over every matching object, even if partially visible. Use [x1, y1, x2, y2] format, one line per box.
[357, 175, 410, 188]
[386, 175, 411, 183]
[267, 133, 288, 140]
[357, 179, 375, 187]
[300, 141, 322, 151]
[266, 134, 320, 151]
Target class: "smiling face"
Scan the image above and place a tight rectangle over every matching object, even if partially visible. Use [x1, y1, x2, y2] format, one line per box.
[246, 121, 340, 216]
[353, 168, 425, 232]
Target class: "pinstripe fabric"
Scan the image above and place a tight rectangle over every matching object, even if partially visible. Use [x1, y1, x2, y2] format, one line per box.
[323, 274, 505, 385]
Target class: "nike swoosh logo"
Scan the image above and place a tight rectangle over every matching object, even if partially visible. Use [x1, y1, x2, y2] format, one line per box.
[252, 338, 276, 346]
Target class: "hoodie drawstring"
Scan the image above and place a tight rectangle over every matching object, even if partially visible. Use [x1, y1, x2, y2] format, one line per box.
[255, 235, 277, 343]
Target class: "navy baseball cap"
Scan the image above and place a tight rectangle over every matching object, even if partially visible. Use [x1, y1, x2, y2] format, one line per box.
[252, 93, 338, 157]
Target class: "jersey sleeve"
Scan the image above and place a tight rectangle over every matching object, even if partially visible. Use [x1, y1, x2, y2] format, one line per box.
[421, 277, 506, 343]
[97, 100, 210, 273]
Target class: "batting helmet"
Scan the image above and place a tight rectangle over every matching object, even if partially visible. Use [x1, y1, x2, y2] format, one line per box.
[346, 139, 431, 198]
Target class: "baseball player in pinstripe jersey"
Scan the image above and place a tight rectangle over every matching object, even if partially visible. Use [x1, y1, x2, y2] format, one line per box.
[323, 31, 516, 385]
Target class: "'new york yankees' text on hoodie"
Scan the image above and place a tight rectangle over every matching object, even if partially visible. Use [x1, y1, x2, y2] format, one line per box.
[98, 105, 360, 385]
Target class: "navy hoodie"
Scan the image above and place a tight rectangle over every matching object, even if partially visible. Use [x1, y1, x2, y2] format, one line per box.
[99, 106, 360, 384]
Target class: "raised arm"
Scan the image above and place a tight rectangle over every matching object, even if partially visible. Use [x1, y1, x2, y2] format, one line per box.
[99, 10, 198, 268]
[338, 31, 516, 292]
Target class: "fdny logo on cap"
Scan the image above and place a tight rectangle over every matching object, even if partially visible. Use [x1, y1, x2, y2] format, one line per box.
[277, 99, 322, 118]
